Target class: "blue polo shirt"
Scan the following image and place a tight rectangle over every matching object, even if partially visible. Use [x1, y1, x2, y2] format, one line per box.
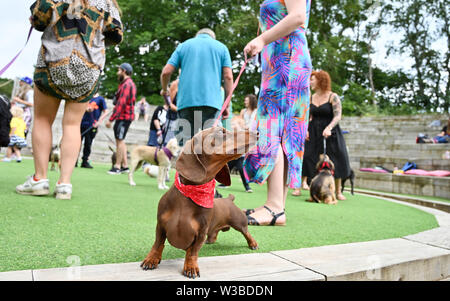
[167, 34, 232, 111]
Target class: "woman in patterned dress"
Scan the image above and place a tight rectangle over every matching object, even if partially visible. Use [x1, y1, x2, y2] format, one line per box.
[16, 0, 123, 200]
[243, 0, 312, 226]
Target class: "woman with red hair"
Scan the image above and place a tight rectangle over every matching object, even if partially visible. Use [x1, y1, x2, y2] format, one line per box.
[294, 70, 351, 200]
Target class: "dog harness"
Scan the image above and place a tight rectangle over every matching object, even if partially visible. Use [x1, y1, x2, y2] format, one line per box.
[154, 147, 173, 165]
[174, 172, 216, 209]
[319, 161, 335, 176]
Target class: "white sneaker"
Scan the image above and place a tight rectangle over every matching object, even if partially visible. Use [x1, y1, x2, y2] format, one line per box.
[54, 183, 72, 200]
[16, 176, 50, 196]
[2, 157, 11, 162]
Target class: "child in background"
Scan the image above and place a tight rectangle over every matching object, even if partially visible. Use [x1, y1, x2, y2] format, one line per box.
[3, 106, 27, 162]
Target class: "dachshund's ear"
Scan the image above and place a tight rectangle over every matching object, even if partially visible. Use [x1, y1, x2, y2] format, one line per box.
[175, 137, 207, 183]
[215, 164, 231, 186]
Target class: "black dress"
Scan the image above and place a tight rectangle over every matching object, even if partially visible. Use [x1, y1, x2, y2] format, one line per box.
[302, 94, 351, 180]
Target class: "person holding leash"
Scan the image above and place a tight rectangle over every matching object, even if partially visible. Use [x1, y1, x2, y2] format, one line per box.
[79, 93, 109, 168]
[160, 28, 233, 147]
[243, 0, 313, 226]
[16, 0, 123, 200]
[300, 70, 351, 201]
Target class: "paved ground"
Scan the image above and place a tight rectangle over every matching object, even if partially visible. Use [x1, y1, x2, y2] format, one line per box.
[1, 194, 449, 281]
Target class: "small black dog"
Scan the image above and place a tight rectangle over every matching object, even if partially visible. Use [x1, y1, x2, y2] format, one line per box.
[341, 169, 355, 195]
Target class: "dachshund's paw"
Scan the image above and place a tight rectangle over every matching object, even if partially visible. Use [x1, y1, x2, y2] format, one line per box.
[140, 257, 161, 270]
[249, 243, 259, 250]
[182, 262, 200, 279]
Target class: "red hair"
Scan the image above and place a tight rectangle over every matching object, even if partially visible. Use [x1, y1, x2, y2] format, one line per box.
[311, 70, 332, 92]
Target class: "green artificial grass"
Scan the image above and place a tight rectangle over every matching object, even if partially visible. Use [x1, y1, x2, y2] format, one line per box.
[0, 157, 439, 272]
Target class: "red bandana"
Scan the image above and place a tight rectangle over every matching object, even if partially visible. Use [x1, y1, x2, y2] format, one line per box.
[174, 172, 216, 208]
[319, 161, 335, 176]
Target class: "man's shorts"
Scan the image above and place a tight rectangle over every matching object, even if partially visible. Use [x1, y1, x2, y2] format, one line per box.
[113, 120, 132, 140]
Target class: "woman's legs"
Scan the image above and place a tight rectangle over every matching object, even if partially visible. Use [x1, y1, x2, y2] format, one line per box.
[32, 86, 61, 180]
[248, 145, 287, 225]
[302, 176, 309, 190]
[58, 101, 88, 184]
[335, 178, 346, 200]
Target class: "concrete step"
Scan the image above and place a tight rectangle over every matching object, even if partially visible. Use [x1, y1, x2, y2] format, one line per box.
[350, 188, 450, 213]
[354, 170, 450, 199]
[354, 157, 450, 171]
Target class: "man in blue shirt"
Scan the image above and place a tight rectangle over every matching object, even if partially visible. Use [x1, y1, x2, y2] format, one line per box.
[79, 93, 109, 168]
[160, 28, 234, 147]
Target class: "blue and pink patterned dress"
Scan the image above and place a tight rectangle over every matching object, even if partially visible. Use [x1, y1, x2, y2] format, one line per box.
[244, 0, 312, 189]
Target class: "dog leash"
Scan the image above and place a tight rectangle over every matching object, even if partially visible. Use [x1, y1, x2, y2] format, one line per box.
[156, 95, 173, 148]
[0, 26, 33, 77]
[323, 137, 327, 155]
[213, 57, 249, 128]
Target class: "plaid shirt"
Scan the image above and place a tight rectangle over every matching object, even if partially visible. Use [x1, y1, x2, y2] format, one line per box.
[109, 77, 136, 122]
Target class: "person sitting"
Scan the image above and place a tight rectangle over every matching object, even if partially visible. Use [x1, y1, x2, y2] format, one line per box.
[136, 97, 149, 122]
[434, 119, 449, 143]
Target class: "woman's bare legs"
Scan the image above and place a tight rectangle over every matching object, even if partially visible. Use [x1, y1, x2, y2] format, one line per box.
[58, 101, 88, 184]
[335, 178, 346, 200]
[247, 145, 287, 225]
[32, 86, 61, 180]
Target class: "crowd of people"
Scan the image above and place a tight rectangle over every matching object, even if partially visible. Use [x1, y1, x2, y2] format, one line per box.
[0, 0, 409, 227]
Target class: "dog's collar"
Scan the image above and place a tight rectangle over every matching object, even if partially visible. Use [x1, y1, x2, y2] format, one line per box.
[175, 172, 215, 209]
[319, 161, 334, 176]
[154, 147, 173, 165]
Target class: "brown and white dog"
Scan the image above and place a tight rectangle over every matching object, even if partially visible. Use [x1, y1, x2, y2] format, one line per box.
[128, 138, 180, 189]
[140, 127, 258, 278]
[49, 143, 61, 171]
[307, 154, 338, 205]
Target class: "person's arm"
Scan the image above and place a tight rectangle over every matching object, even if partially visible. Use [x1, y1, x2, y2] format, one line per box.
[94, 109, 110, 128]
[323, 93, 342, 138]
[13, 97, 33, 107]
[222, 67, 233, 119]
[160, 64, 176, 96]
[244, 0, 307, 58]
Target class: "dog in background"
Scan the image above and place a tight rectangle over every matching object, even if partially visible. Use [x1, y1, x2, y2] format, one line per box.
[128, 138, 180, 189]
[140, 127, 259, 278]
[341, 169, 355, 195]
[49, 141, 61, 171]
[307, 154, 337, 205]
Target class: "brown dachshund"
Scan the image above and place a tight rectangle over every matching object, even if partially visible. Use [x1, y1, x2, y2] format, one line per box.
[140, 127, 258, 278]
[307, 154, 338, 205]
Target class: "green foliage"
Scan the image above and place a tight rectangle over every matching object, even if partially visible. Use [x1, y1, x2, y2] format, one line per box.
[98, 0, 449, 116]
[0, 78, 14, 98]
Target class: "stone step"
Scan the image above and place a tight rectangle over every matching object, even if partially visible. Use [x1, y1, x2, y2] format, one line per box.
[353, 157, 449, 171]
[350, 188, 450, 213]
[354, 170, 450, 199]
[2, 237, 448, 281]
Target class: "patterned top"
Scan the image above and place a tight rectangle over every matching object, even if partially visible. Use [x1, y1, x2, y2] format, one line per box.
[31, 0, 123, 102]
